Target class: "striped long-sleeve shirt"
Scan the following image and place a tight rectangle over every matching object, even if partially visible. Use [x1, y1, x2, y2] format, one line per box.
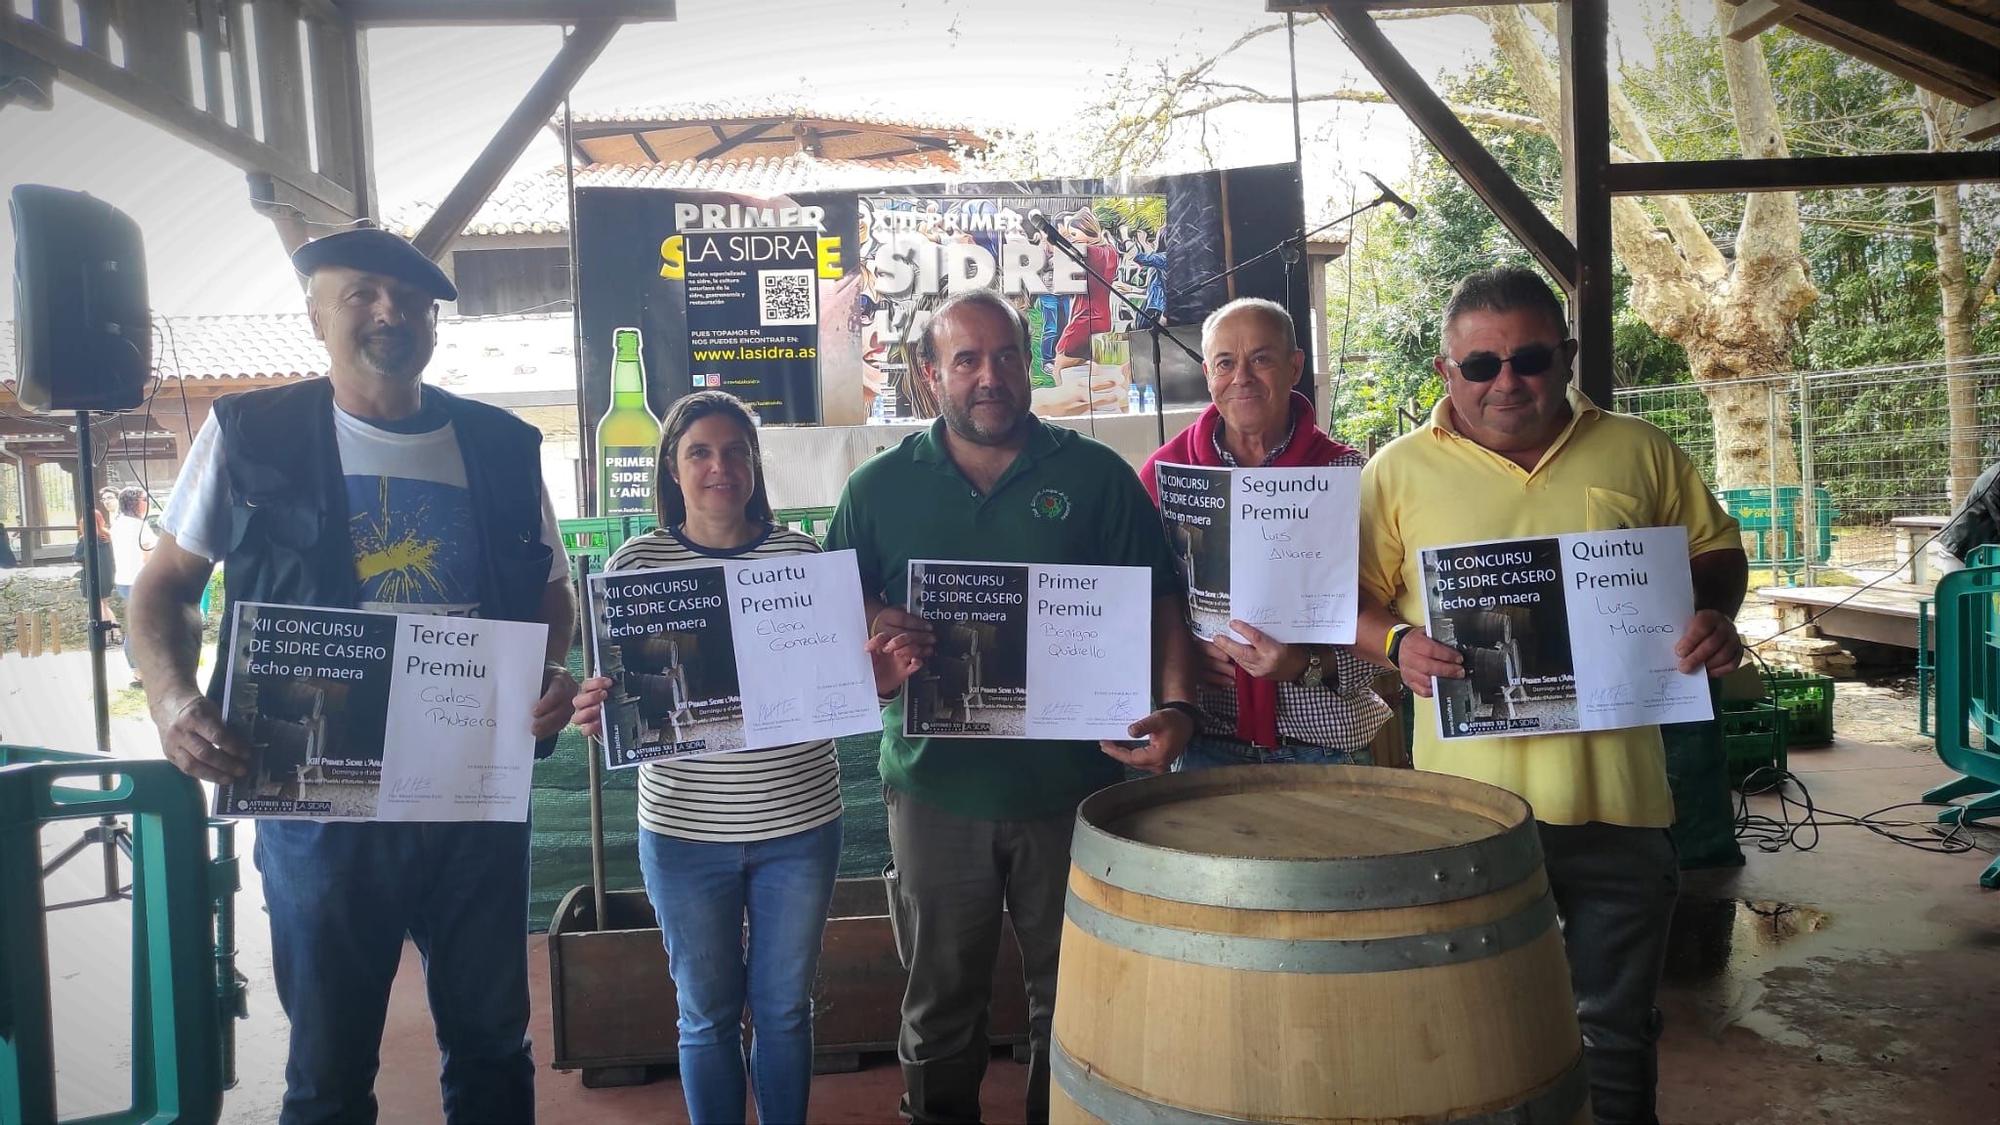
[604, 524, 842, 842]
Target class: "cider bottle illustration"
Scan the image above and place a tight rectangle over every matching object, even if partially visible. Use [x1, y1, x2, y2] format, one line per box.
[597, 327, 660, 516]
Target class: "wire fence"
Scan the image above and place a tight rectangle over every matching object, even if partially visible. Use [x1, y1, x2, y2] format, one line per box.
[1612, 354, 2000, 586]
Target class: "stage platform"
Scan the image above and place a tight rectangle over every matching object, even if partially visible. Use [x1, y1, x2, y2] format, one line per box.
[1761, 581, 1933, 650]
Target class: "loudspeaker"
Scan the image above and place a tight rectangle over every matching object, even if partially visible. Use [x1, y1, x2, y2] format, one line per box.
[9, 184, 150, 413]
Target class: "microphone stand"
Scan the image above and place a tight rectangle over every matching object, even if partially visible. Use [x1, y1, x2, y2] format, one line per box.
[1038, 226, 1200, 448]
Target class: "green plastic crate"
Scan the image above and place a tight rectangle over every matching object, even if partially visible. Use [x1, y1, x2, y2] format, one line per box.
[1764, 667, 1834, 747]
[1, 747, 230, 1123]
[558, 514, 659, 567]
[1721, 700, 1789, 788]
[777, 505, 837, 542]
[561, 508, 833, 568]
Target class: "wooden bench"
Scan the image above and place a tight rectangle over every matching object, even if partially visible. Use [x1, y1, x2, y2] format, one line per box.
[1762, 582, 1933, 651]
[1891, 514, 1952, 584]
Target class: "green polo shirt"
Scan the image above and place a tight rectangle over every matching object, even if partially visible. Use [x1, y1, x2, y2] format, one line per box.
[825, 415, 1179, 820]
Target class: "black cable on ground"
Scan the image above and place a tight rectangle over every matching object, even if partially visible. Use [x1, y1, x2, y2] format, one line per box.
[1733, 766, 1995, 856]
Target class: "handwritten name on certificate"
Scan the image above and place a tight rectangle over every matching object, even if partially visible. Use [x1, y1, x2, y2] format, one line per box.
[1420, 527, 1712, 740]
[731, 550, 878, 747]
[589, 550, 879, 768]
[1562, 527, 1712, 732]
[216, 602, 546, 821]
[904, 560, 1151, 741]
[1155, 462, 1360, 644]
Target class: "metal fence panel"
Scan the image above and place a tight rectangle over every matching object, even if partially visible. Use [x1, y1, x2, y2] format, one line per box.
[1613, 355, 2000, 586]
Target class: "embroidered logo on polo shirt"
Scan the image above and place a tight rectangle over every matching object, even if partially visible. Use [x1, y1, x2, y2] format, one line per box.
[1030, 489, 1071, 520]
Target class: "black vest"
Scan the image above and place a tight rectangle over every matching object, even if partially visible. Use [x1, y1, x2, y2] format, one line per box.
[204, 378, 556, 704]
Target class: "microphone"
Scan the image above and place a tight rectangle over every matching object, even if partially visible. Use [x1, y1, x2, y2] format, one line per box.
[1364, 172, 1418, 220]
[1032, 212, 1085, 259]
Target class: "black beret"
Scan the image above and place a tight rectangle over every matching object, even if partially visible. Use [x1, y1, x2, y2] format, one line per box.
[290, 227, 457, 301]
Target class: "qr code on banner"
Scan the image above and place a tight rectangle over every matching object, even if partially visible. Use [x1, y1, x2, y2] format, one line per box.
[759, 269, 817, 326]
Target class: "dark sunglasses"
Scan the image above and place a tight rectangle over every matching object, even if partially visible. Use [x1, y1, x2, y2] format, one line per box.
[1444, 340, 1572, 383]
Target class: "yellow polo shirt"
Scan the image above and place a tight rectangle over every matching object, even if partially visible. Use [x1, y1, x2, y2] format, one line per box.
[1359, 387, 1741, 827]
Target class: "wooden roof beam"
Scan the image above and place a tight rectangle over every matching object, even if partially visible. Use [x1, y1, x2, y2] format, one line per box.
[1726, 0, 1791, 41]
[411, 19, 621, 261]
[694, 120, 778, 161]
[1894, 0, 2000, 49]
[1965, 98, 2000, 143]
[1786, 0, 2000, 95]
[1562, 0, 1615, 409]
[0, 40, 55, 110]
[2, 9, 357, 217]
[1312, 3, 1578, 290]
[1603, 151, 2000, 195]
[335, 0, 675, 26]
[1269, 2, 1513, 9]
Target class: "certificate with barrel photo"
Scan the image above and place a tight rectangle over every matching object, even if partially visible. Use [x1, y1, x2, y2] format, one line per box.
[587, 550, 879, 769]
[902, 559, 1151, 741]
[1420, 527, 1713, 740]
[1154, 462, 1360, 644]
[215, 602, 547, 821]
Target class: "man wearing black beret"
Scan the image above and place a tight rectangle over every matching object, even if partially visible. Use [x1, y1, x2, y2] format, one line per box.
[129, 226, 578, 1124]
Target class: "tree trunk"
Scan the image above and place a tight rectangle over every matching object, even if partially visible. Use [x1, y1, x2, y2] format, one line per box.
[1932, 178, 1981, 507]
[1483, 3, 1815, 499]
[1943, 315, 1981, 509]
[1683, 332, 1801, 495]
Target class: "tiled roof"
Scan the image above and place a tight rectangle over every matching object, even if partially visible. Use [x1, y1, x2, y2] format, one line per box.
[386, 154, 966, 238]
[153, 313, 328, 380]
[0, 313, 327, 388]
[1, 313, 578, 399]
[560, 100, 983, 140]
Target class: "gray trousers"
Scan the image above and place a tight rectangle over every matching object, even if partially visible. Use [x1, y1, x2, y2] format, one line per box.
[884, 785, 1072, 1125]
[1539, 821, 1680, 1125]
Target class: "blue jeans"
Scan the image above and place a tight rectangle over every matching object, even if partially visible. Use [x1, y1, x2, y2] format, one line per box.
[1174, 733, 1374, 772]
[114, 583, 135, 668]
[1035, 293, 1069, 366]
[254, 819, 534, 1125]
[639, 818, 842, 1124]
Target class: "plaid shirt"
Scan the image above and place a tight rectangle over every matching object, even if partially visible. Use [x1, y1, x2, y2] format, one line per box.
[1209, 416, 1300, 467]
[1195, 440, 1392, 752]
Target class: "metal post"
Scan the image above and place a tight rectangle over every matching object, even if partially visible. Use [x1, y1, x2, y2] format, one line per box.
[577, 557, 607, 930]
[72, 413, 112, 756]
[72, 412, 123, 902]
[1798, 373, 1817, 588]
[1766, 385, 1785, 585]
[209, 818, 243, 1090]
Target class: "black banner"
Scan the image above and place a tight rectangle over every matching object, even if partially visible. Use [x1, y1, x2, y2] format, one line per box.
[683, 227, 824, 424]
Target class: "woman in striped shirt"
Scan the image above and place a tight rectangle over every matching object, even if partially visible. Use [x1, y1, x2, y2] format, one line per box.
[572, 391, 913, 1124]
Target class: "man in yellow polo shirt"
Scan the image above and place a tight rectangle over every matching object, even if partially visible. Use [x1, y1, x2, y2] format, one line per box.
[1357, 267, 1746, 1125]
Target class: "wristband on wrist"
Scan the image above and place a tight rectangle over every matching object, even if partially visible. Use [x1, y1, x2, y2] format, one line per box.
[1158, 699, 1205, 728]
[1386, 623, 1415, 668]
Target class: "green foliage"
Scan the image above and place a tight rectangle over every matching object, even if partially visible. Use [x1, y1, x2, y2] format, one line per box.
[1327, 55, 1668, 450]
[1325, 16, 1995, 462]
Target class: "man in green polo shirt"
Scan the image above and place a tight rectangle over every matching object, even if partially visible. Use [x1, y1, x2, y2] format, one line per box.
[828, 288, 1197, 1124]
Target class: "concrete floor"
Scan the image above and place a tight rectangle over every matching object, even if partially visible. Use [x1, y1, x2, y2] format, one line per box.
[333, 739, 2000, 1124]
[19, 649, 1999, 1124]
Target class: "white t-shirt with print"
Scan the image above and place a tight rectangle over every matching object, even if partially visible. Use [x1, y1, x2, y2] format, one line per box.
[163, 400, 568, 615]
[110, 513, 156, 586]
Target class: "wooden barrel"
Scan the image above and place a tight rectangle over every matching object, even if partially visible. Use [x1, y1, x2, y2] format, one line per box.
[1051, 764, 1587, 1124]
